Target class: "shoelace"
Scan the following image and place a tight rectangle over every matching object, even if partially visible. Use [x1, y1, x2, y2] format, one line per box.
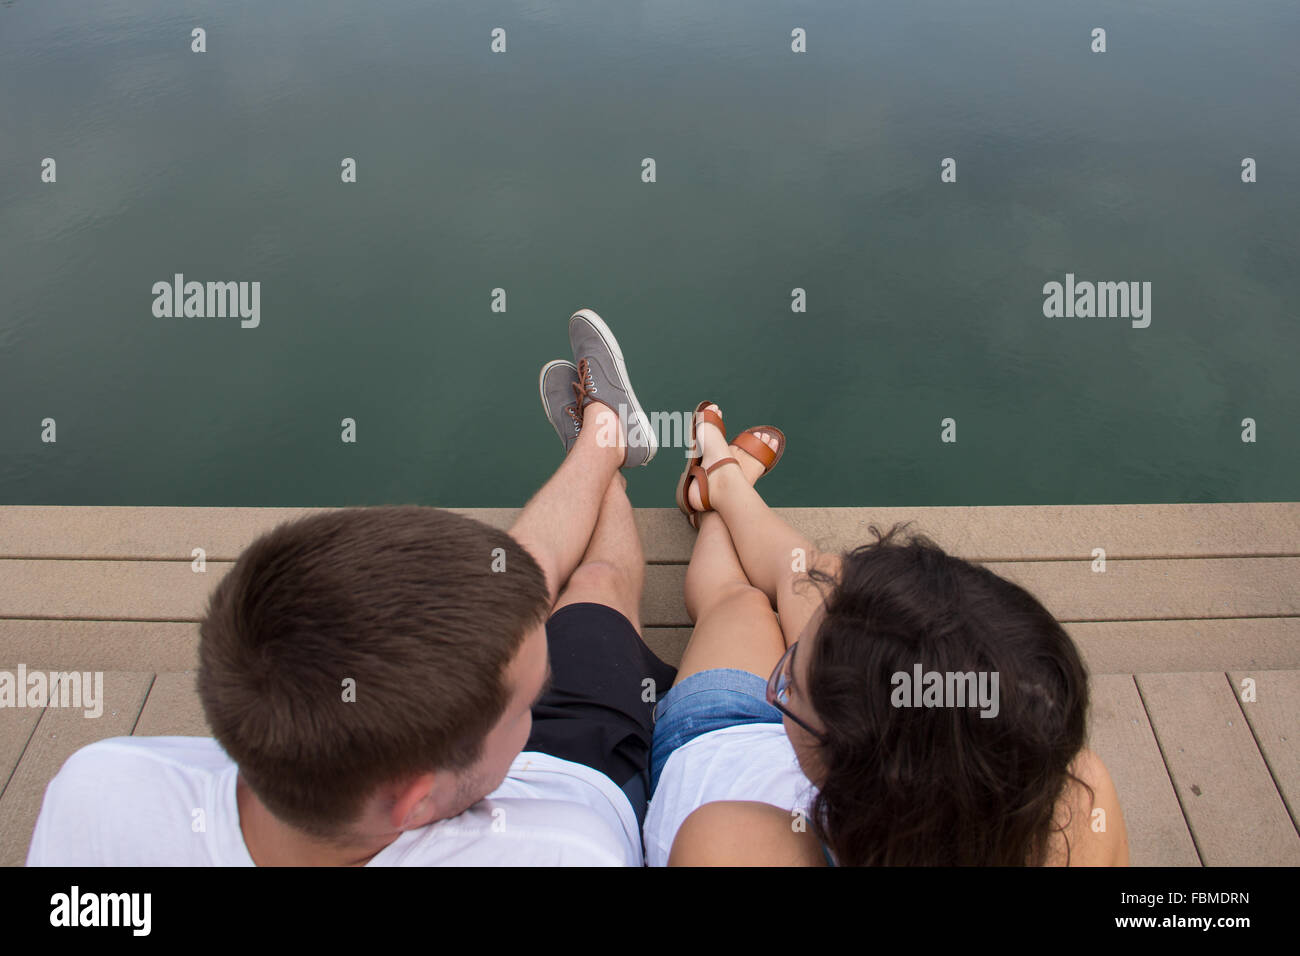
[565, 358, 600, 432]
[577, 358, 597, 397]
[565, 363, 594, 432]
[565, 381, 584, 432]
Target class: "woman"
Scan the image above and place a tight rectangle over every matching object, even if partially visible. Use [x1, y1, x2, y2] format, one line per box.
[643, 403, 1129, 866]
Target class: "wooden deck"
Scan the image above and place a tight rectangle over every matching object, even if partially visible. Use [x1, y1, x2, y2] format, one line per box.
[2, 503, 1298, 866]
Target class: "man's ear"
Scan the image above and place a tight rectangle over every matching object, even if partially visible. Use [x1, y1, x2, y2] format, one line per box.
[390, 772, 439, 831]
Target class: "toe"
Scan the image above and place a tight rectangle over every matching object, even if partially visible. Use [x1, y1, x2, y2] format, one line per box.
[695, 404, 727, 449]
[727, 430, 781, 484]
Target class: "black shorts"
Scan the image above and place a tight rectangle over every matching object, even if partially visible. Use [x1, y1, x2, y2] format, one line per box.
[524, 602, 677, 826]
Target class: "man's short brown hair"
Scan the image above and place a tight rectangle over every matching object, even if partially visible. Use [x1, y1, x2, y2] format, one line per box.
[197, 506, 550, 837]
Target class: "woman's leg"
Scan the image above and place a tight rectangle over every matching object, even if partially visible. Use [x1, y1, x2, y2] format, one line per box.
[685, 406, 841, 646]
[675, 483, 786, 686]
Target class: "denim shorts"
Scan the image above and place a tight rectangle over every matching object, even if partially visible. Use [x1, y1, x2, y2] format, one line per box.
[649, 668, 783, 794]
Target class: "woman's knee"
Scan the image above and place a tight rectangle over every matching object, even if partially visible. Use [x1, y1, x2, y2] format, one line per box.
[693, 583, 775, 625]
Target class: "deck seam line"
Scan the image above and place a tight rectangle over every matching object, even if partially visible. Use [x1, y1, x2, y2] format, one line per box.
[1132, 673, 1205, 867]
[0, 707, 47, 809]
[1222, 671, 1300, 838]
[128, 674, 158, 737]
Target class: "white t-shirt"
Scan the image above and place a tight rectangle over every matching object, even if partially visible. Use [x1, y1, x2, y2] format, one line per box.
[26, 737, 641, 866]
[643, 723, 818, 867]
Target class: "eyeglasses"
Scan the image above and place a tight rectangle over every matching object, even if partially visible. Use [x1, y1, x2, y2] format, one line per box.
[766, 642, 827, 742]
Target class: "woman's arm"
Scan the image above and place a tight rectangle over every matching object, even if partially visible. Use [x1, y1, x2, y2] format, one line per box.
[668, 801, 826, 866]
[1048, 748, 1130, 866]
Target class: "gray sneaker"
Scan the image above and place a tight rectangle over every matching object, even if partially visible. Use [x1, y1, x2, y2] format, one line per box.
[568, 308, 658, 467]
[538, 359, 584, 453]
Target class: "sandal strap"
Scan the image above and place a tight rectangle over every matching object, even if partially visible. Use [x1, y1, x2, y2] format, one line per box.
[687, 458, 739, 513]
[697, 406, 724, 433]
[730, 431, 779, 473]
[687, 463, 711, 511]
[687, 403, 724, 465]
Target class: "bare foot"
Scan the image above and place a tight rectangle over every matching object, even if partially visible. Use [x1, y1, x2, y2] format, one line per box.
[686, 404, 779, 513]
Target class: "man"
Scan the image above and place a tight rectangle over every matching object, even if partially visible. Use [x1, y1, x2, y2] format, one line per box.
[26, 309, 676, 866]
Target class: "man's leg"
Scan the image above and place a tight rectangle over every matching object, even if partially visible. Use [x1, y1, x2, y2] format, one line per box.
[509, 402, 625, 604]
[523, 471, 676, 827]
[550, 472, 642, 629]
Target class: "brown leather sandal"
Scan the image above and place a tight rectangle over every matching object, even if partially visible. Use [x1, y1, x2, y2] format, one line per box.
[678, 457, 741, 530]
[676, 401, 730, 529]
[676, 415, 787, 529]
[729, 426, 786, 477]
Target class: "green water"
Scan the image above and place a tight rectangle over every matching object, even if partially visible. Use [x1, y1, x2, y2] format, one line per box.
[2, 1, 1297, 507]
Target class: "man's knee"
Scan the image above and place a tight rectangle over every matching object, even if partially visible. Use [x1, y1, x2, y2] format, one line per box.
[559, 560, 641, 613]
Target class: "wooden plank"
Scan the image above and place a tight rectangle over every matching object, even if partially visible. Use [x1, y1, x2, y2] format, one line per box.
[0, 704, 43, 805]
[9, 618, 674, 675]
[1086, 675, 1200, 866]
[0, 671, 153, 867]
[2, 617, 1295, 677]
[3, 503, 1297, 562]
[662, 561, 1300, 630]
[986, 559, 1299, 623]
[3, 556, 1297, 629]
[1136, 672, 1300, 866]
[0, 620, 199, 672]
[649, 621, 1300, 675]
[133, 672, 210, 737]
[1229, 669, 1300, 829]
[1070, 619, 1300, 675]
[752, 503, 1300, 563]
[0, 506, 326, 561]
[642, 560, 1299, 627]
[0, 559, 221, 620]
[642, 627, 691, 671]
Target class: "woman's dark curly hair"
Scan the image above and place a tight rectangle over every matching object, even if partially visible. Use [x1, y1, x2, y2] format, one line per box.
[804, 524, 1091, 865]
